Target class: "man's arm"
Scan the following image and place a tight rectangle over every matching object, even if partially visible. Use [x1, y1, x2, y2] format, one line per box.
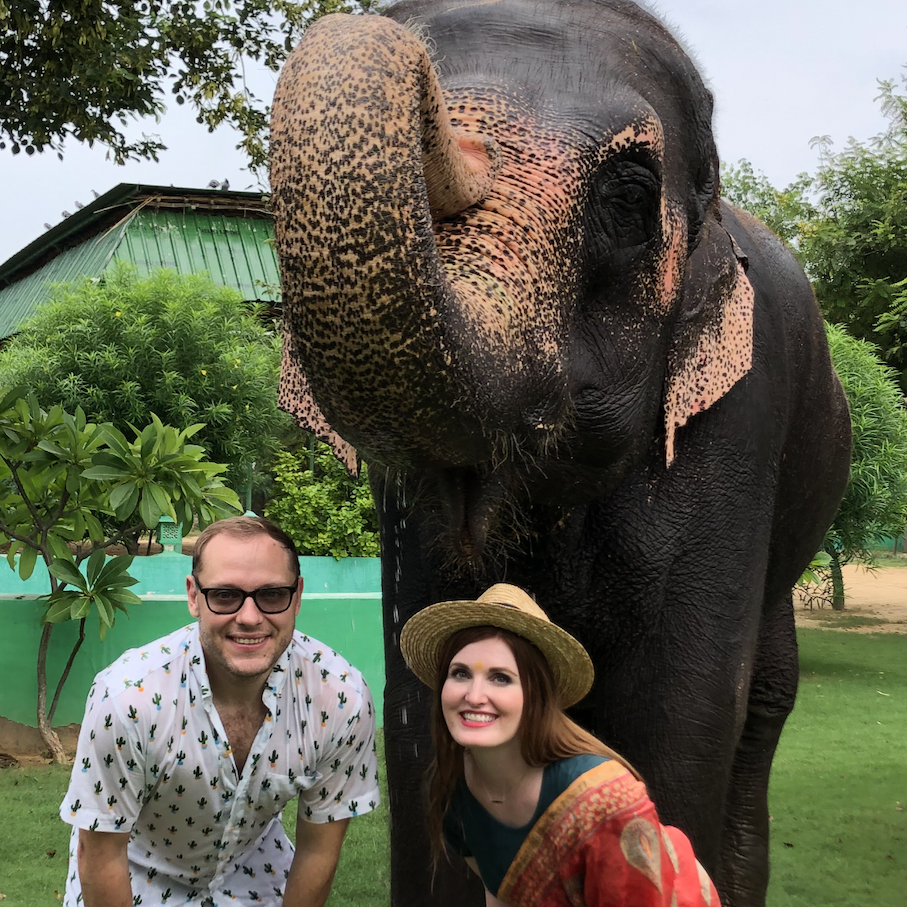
[77, 829, 132, 907]
[283, 814, 350, 907]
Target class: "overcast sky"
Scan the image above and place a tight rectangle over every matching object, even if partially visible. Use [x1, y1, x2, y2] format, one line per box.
[2, 0, 906, 265]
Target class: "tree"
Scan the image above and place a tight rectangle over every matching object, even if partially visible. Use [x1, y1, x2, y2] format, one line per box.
[0, 0, 387, 170]
[0, 389, 241, 762]
[720, 158, 815, 248]
[820, 324, 907, 607]
[265, 443, 379, 557]
[803, 95, 907, 383]
[723, 76, 907, 388]
[0, 266, 291, 490]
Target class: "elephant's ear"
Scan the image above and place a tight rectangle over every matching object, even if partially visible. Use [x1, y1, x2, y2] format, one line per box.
[279, 334, 360, 477]
[664, 217, 754, 466]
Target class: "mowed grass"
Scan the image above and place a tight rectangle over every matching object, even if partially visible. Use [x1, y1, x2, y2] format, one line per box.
[2, 634, 904, 905]
[766, 630, 907, 906]
[0, 737, 389, 906]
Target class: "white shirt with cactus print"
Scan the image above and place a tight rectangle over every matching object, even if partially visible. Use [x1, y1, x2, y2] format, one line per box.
[60, 623, 380, 906]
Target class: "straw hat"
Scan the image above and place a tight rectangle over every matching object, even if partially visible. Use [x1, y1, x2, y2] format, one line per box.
[399, 583, 594, 707]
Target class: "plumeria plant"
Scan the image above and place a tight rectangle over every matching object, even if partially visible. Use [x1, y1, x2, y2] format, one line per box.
[0, 387, 241, 762]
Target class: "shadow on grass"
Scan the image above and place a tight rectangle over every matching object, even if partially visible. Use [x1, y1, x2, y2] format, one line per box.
[798, 613, 890, 631]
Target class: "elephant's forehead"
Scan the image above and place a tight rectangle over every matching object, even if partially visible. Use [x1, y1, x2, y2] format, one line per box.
[446, 84, 663, 162]
[438, 90, 672, 336]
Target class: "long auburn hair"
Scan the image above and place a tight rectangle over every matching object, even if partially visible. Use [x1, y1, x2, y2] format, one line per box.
[425, 625, 639, 862]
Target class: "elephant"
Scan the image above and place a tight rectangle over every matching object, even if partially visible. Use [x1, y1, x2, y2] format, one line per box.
[269, 2, 852, 905]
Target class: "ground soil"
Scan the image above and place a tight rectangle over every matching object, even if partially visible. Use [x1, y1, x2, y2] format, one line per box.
[3, 560, 905, 765]
[794, 561, 907, 633]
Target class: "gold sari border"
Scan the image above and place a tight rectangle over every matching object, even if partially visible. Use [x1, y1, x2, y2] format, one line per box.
[498, 760, 646, 903]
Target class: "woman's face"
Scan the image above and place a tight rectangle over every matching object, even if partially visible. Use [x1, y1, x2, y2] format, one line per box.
[441, 636, 524, 751]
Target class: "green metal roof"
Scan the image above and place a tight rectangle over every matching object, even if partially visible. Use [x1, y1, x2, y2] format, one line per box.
[0, 184, 281, 338]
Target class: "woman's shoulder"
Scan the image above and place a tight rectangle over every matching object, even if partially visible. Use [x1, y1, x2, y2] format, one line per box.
[544, 753, 610, 791]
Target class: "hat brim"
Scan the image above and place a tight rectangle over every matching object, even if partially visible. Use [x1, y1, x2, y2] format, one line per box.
[400, 600, 594, 708]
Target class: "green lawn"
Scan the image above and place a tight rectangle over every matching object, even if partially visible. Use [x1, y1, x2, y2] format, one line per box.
[766, 630, 907, 906]
[1, 632, 904, 905]
[0, 740, 389, 907]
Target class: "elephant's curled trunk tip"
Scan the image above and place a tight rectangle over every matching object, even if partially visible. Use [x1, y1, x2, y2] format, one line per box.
[424, 131, 504, 220]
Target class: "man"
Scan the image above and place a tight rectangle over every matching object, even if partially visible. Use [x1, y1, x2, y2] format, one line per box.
[60, 516, 380, 907]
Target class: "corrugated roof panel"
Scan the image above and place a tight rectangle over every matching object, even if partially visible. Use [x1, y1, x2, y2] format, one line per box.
[245, 219, 281, 299]
[0, 197, 282, 338]
[0, 227, 124, 337]
[112, 210, 281, 301]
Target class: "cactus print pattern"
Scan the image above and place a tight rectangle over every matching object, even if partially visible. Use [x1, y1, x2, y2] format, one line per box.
[60, 624, 380, 906]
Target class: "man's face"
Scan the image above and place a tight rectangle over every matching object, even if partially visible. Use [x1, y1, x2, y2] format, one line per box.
[187, 533, 302, 692]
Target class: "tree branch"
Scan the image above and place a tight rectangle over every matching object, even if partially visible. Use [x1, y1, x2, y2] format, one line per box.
[0, 453, 46, 531]
[48, 618, 87, 726]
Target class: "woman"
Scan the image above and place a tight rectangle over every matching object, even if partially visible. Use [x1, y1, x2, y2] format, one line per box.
[400, 583, 721, 907]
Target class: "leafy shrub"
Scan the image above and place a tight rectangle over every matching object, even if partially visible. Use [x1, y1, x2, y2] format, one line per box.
[265, 444, 379, 558]
[0, 265, 292, 488]
[826, 322, 907, 561]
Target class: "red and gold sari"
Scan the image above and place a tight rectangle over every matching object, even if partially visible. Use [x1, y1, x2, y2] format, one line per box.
[498, 760, 720, 907]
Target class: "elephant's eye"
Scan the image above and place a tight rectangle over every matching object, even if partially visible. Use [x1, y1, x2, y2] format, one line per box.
[586, 160, 661, 256]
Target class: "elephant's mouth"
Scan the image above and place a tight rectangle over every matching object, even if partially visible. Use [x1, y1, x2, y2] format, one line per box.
[437, 466, 511, 560]
[390, 449, 631, 564]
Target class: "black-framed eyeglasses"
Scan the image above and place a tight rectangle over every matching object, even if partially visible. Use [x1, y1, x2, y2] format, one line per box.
[193, 577, 299, 615]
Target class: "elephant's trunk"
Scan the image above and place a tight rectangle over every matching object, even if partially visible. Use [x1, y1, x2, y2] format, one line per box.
[271, 14, 559, 468]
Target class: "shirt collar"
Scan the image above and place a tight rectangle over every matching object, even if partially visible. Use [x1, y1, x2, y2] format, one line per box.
[187, 623, 293, 705]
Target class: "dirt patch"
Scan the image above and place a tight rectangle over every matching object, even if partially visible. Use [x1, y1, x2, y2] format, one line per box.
[795, 563, 907, 633]
[0, 718, 80, 766]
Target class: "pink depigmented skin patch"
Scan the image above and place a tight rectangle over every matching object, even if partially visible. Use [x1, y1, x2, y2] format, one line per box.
[664, 261, 755, 465]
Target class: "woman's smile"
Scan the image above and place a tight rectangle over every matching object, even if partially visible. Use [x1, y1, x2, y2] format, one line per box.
[460, 711, 498, 727]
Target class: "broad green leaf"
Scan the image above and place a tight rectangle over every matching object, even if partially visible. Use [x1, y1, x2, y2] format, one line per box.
[95, 555, 137, 588]
[36, 439, 67, 457]
[82, 465, 130, 481]
[84, 512, 106, 543]
[147, 482, 175, 520]
[43, 595, 79, 624]
[109, 588, 142, 609]
[92, 451, 130, 470]
[65, 468, 82, 495]
[85, 548, 107, 586]
[49, 556, 88, 591]
[17, 544, 38, 580]
[113, 485, 141, 522]
[71, 510, 86, 541]
[70, 597, 92, 620]
[109, 479, 138, 513]
[47, 533, 72, 559]
[139, 422, 161, 460]
[96, 425, 131, 458]
[180, 423, 206, 441]
[94, 593, 115, 628]
[14, 396, 31, 423]
[0, 386, 30, 415]
[139, 491, 161, 529]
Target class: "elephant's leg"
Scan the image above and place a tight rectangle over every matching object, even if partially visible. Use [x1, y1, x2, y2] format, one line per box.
[716, 595, 799, 906]
[376, 480, 486, 907]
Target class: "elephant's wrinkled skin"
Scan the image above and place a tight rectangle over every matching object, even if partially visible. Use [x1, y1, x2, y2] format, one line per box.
[270, 2, 851, 905]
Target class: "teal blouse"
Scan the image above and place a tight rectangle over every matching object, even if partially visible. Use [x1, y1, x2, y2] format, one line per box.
[443, 754, 608, 895]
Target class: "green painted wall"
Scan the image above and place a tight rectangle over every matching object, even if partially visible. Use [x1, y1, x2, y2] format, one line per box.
[0, 554, 385, 729]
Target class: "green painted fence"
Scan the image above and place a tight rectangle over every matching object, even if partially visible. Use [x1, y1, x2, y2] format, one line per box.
[0, 554, 385, 730]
